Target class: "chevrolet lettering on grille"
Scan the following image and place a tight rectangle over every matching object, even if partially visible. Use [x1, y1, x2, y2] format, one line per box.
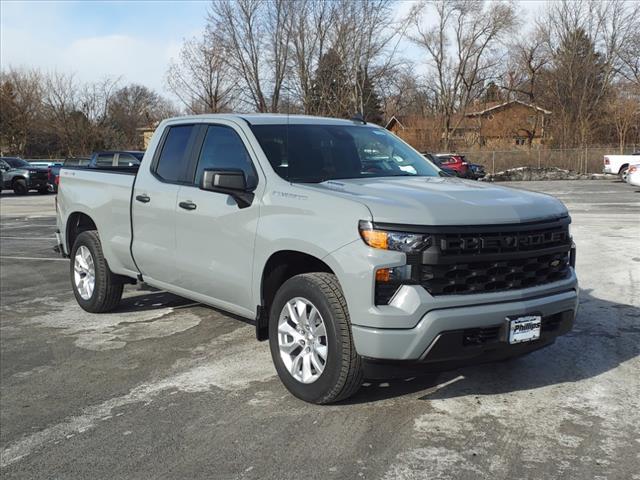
[440, 230, 568, 252]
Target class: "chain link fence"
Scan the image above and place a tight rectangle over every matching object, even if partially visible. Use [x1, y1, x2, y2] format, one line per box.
[458, 145, 639, 175]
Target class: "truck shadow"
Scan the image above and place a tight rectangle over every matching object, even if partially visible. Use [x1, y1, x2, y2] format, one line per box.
[342, 289, 640, 405]
[106, 286, 638, 405]
[113, 285, 257, 327]
[113, 288, 195, 313]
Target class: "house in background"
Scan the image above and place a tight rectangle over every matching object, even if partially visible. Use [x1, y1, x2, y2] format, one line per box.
[386, 100, 552, 151]
[137, 124, 159, 150]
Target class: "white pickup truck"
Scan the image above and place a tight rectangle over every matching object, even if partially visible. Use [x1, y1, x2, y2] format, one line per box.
[56, 114, 578, 403]
[603, 152, 640, 179]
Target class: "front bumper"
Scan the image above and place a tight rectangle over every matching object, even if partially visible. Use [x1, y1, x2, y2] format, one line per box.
[351, 288, 578, 362]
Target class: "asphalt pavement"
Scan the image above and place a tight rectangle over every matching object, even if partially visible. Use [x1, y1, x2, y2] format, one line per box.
[1, 180, 639, 479]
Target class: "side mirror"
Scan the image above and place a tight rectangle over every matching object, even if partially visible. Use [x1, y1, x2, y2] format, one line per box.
[200, 169, 254, 208]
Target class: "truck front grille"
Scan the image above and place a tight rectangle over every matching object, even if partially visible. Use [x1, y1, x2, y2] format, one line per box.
[371, 218, 573, 304]
[421, 251, 571, 295]
[419, 218, 572, 296]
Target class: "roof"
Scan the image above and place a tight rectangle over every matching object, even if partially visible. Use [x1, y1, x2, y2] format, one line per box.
[465, 100, 552, 117]
[163, 113, 371, 127]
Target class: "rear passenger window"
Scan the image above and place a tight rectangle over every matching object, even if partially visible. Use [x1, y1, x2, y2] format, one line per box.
[96, 154, 114, 166]
[155, 125, 194, 183]
[195, 125, 257, 188]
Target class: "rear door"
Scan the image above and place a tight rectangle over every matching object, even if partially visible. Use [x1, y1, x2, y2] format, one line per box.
[131, 124, 199, 285]
[174, 122, 262, 315]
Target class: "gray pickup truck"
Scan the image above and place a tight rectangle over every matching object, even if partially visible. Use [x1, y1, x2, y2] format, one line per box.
[56, 114, 578, 404]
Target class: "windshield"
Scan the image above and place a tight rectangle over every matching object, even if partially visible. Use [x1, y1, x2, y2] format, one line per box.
[4, 158, 30, 168]
[250, 124, 440, 182]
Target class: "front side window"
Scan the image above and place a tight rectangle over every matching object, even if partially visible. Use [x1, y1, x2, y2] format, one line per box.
[195, 125, 257, 188]
[250, 124, 439, 183]
[155, 125, 195, 183]
[4, 158, 30, 169]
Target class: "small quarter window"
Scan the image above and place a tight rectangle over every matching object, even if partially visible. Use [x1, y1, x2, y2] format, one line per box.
[117, 153, 141, 167]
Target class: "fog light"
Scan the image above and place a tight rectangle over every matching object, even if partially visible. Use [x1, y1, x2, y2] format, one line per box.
[376, 265, 412, 283]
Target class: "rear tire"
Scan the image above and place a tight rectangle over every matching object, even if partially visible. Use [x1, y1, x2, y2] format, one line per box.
[70, 230, 123, 313]
[13, 179, 27, 195]
[268, 272, 363, 404]
[38, 187, 49, 194]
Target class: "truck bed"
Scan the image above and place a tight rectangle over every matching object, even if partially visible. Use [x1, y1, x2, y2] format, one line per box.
[57, 167, 139, 277]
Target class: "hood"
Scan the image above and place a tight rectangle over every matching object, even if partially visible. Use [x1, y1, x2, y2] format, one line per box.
[304, 176, 568, 225]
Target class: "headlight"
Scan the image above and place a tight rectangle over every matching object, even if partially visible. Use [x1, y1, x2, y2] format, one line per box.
[358, 220, 431, 253]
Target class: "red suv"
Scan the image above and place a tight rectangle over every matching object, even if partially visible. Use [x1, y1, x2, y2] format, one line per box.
[435, 154, 470, 177]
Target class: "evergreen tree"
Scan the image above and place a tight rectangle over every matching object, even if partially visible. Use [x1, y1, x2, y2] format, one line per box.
[310, 49, 350, 118]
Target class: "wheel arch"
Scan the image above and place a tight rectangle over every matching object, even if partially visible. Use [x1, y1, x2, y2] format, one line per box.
[618, 163, 629, 174]
[66, 212, 98, 252]
[257, 250, 335, 341]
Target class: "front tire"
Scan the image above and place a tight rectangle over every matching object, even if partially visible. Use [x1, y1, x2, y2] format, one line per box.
[268, 273, 363, 404]
[13, 179, 28, 195]
[70, 230, 123, 313]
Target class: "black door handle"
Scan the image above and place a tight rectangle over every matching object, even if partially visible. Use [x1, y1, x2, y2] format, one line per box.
[179, 201, 197, 211]
[135, 194, 150, 203]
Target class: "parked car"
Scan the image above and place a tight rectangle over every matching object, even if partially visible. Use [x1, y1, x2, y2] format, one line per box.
[626, 164, 640, 188]
[434, 153, 471, 178]
[49, 152, 143, 193]
[467, 162, 486, 179]
[49, 157, 91, 193]
[603, 152, 640, 179]
[56, 114, 578, 404]
[422, 153, 457, 177]
[0, 157, 50, 195]
[90, 151, 144, 168]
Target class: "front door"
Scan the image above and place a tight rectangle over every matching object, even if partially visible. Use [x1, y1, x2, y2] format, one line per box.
[175, 123, 262, 316]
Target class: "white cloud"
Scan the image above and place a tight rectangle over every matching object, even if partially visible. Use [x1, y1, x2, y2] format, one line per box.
[0, 1, 198, 98]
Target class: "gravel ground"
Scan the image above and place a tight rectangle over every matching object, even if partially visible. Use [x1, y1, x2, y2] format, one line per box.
[1, 180, 639, 480]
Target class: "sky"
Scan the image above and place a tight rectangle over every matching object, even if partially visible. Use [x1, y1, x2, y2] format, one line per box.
[0, 0, 546, 103]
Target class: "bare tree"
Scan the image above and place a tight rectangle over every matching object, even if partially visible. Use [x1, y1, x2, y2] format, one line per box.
[329, 0, 406, 120]
[288, 0, 333, 112]
[207, 0, 293, 112]
[108, 84, 177, 148]
[41, 72, 81, 155]
[539, 0, 639, 148]
[608, 82, 640, 153]
[409, 0, 518, 150]
[166, 36, 237, 114]
[0, 68, 43, 155]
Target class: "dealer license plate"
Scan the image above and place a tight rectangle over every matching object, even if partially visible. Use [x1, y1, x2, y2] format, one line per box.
[508, 315, 542, 344]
